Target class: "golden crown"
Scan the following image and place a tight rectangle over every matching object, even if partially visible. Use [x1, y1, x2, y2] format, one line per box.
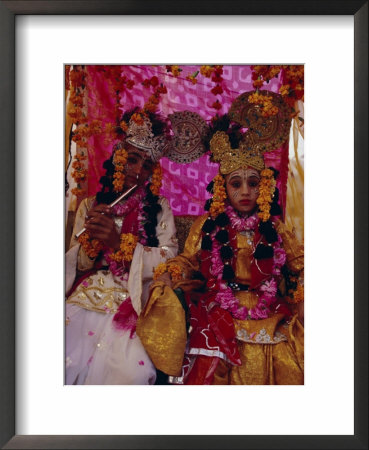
[209, 131, 265, 174]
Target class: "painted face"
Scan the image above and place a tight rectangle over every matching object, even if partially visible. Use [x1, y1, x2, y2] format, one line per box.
[123, 143, 154, 188]
[225, 167, 260, 215]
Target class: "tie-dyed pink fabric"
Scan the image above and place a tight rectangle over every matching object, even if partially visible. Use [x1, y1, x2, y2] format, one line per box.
[85, 65, 288, 217]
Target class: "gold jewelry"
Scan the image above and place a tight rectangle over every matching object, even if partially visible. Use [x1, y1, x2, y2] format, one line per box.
[166, 110, 209, 163]
[228, 90, 292, 153]
[209, 131, 265, 175]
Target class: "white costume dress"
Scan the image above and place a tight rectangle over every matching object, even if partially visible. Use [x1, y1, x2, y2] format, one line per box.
[65, 195, 178, 385]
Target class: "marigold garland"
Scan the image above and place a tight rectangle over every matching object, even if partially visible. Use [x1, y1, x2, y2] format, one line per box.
[103, 124, 120, 147]
[200, 65, 214, 78]
[149, 163, 163, 196]
[250, 64, 304, 114]
[142, 84, 168, 115]
[186, 71, 199, 85]
[279, 84, 290, 97]
[248, 92, 279, 118]
[69, 66, 86, 90]
[153, 262, 167, 279]
[99, 66, 135, 128]
[209, 174, 227, 218]
[200, 65, 225, 111]
[120, 120, 128, 132]
[153, 262, 182, 282]
[78, 231, 104, 259]
[166, 65, 182, 77]
[257, 168, 276, 222]
[72, 120, 103, 148]
[279, 65, 304, 107]
[112, 148, 128, 193]
[131, 113, 144, 125]
[168, 264, 182, 282]
[109, 233, 139, 263]
[251, 65, 281, 90]
[286, 277, 304, 304]
[71, 152, 88, 197]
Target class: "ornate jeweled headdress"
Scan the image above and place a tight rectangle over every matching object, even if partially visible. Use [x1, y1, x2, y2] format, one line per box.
[209, 131, 265, 174]
[228, 90, 292, 153]
[208, 90, 293, 175]
[166, 111, 209, 163]
[125, 115, 168, 163]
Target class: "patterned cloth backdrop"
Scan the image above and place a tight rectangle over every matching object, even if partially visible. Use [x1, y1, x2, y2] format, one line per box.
[72, 65, 290, 217]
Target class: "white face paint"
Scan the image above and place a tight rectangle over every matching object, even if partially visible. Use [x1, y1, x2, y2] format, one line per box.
[225, 167, 260, 215]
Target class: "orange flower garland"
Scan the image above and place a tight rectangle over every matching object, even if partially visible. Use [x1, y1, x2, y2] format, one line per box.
[186, 71, 199, 85]
[72, 120, 102, 149]
[166, 65, 182, 77]
[153, 262, 167, 279]
[210, 174, 227, 218]
[109, 233, 139, 263]
[120, 120, 128, 132]
[199, 65, 225, 111]
[142, 83, 168, 115]
[149, 163, 163, 196]
[279, 65, 304, 107]
[286, 278, 304, 304]
[153, 262, 182, 282]
[71, 152, 88, 197]
[250, 64, 304, 114]
[248, 92, 279, 118]
[131, 113, 144, 125]
[78, 231, 104, 259]
[257, 168, 276, 222]
[168, 264, 182, 282]
[112, 148, 128, 193]
[200, 65, 214, 78]
[251, 65, 282, 90]
[279, 84, 290, 97]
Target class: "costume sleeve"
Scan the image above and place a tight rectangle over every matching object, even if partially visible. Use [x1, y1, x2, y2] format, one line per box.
[68, 196, 97, 272]
[275, 220, 304, 305]
[65, 197, 96, 294]
[136, 213, 207, 375]
[136, 281, 187, 376]
[275, 220, 304, 273]
[166, 213, 208, 291]
[128, 196, 178, 315]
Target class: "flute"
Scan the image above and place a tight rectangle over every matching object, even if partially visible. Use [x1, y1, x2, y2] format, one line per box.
[75, 184, 138, 239]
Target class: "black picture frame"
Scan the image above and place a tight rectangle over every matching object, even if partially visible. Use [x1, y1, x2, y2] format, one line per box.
[1, 1, 367, 449]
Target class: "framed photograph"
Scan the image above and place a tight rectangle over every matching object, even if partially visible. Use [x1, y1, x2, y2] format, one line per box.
[1, 1, 367, 449]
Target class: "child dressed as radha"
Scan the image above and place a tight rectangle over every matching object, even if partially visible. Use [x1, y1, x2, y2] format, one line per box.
[137, 92, 304, 385]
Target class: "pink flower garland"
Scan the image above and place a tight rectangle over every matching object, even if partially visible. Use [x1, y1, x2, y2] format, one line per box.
[209, 206, 287, 320]
[225, 205, 258, 232]
[111, 186, 144, 217]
